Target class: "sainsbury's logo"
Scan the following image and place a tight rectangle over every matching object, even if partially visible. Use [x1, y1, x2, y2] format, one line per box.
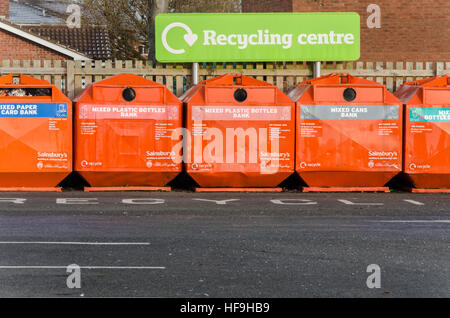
[38, 152, 68, 159]
[368, 151, 398, 158]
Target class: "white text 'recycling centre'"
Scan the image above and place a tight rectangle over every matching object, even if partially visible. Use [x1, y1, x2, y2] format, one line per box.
[203, 30, 356, 50]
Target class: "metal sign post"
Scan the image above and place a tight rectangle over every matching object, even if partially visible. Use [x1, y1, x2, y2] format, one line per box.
[313, 61, 321, 78]
[192, 62, 199, 85]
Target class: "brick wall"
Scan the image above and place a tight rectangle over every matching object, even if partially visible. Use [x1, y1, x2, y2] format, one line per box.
[242, 0, 450, 62]
[0, 29, 68, 62]
[0, 0, 8, 18]
[242, 0, 292, 12]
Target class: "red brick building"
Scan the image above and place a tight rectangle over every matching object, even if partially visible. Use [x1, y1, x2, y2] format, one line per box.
[0, 0, 7, 19]
[242, 0, 450, 62]
[0, 0, 91, 62]
[0, 20, 88, 61]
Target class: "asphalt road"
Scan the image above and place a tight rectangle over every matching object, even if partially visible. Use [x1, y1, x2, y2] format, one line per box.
[0, 191, 449, 298]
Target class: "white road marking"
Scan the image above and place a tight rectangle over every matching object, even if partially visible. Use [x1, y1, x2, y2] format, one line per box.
[0, 266, 165, 269]
[338, 199, 383, 206]
[403, 199, 425, 206]
[122, 198, 165, 205]
[271, 199, 317, 205]
[0, 198, 26, 204]
[56, 198, 98, 204]
[0, 242, 150, 245]
[377, 220, 450, 223]
[192, 198, 240, 205]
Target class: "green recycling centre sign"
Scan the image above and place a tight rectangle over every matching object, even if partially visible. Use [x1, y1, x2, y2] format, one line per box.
[155, 12, 360, 62]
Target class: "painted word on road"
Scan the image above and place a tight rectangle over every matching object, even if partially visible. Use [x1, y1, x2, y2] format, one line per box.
[0, 198, 426, 206]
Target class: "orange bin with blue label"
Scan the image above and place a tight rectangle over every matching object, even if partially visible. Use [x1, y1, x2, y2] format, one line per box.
[181, 74, 295, 191]
[74, 74, 182, 190]
[395, 75, 450, 192]
[288, 73, 403, 192]
[0, 73, 72, 190]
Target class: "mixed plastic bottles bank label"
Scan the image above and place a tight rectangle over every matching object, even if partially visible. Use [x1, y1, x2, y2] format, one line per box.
[78, 104, 180, 120]
[410, 108, 450, 122]
[191, 105, 292, 121]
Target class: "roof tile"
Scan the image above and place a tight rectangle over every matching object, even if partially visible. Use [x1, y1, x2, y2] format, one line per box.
[26, 25, 112, 60]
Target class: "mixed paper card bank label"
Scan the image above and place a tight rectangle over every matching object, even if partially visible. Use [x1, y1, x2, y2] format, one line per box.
[0, 103, 67, 118]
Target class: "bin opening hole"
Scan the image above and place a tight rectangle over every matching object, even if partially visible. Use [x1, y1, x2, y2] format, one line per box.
[12, 76, 20, 85]
[234, 88, 247, 103]
[0, 88, 51, 96]
[343, 88, 357, 102]
[234, 76, 242, 85]
[340, 75, 350, 84]
[122, 87, 136, 102]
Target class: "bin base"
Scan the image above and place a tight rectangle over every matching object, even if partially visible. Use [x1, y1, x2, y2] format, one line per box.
[407, 174, 450, 191]
[84, 186, 171, 192]
[0, 187, 62, 192]
[298, 171, 399, 189]
[409, 188, 450, 193]
[195, 187, 283, 193]
[302, 186, 390, 193]
[189, 171, 293, 189]
[78, 171, 179, 188]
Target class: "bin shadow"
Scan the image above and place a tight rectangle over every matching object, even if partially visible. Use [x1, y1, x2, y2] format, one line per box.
[168, 171, 198, 192]
[279, 172, 307, 191]
[386, 172, 414, 192]
[58, 172, 89, 191]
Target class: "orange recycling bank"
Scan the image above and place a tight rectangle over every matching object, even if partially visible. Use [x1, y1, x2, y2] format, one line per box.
[289, 73, 403, 190]
[181, 74, 295, 188]
[0, 73, 72, 188]
[74, 74, 182, 188]
[395, 75, 450, 191]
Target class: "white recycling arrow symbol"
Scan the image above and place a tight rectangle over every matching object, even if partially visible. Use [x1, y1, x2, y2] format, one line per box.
[162, 22, 198, 55]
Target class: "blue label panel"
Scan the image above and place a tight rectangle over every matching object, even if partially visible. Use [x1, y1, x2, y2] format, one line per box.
[410, 108, 450, 122]
[0, 103, 68, 118]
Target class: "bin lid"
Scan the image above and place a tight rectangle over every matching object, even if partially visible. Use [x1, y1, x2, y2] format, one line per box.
[198, 74, 272, 87]
[74, 73, 181, 104]
[289, 73, 397, 104]
[181, 73, 292, 105]
[0, 73, 69, 101]
[403, 75, 450, 87]
[0, 73, 54, 88]
[301, 73, 383, 86]
[397, 75, 450, 105]
[85, 73, 167, 88]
